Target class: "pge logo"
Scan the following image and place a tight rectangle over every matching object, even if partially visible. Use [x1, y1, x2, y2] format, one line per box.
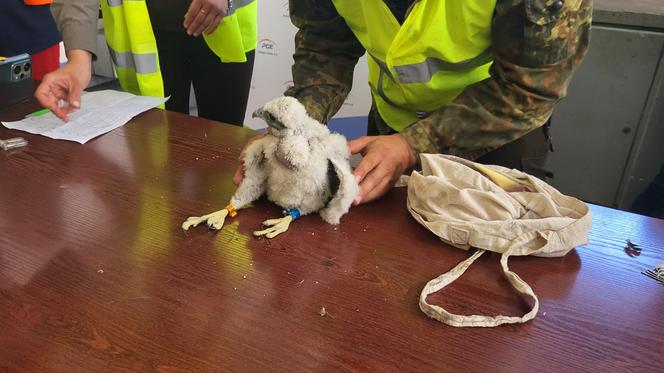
[258, 38, 278, 56]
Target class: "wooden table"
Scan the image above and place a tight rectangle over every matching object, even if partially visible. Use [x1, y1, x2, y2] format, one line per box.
[1, 103, 663, 372]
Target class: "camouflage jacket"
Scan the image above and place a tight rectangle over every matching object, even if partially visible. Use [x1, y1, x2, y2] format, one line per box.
[285, 0, 593, 159]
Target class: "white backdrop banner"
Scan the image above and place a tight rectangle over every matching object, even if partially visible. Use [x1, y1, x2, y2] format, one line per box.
[244, 1, 371, 137]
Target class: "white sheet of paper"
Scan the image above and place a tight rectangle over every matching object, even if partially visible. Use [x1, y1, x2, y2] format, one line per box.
[1, 90, 168, 144]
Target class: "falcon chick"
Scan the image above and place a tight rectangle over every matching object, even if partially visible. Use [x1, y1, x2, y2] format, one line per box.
[182, 96, 359, 238]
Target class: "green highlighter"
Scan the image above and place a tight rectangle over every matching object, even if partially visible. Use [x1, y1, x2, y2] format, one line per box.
[26, 108, 51, 118]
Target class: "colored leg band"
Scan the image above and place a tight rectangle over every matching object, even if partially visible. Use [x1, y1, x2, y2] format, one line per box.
[225, 204, 238, 217]
[282, 208, 301, 220]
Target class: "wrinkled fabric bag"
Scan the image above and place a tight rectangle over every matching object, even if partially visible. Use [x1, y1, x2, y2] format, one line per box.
[407, 154, 591, 327]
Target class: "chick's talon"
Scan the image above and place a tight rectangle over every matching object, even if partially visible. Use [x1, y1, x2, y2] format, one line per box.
[253, 215, 293, 238]
[182, 215, 208, 231]
[181, 209, 230, 231]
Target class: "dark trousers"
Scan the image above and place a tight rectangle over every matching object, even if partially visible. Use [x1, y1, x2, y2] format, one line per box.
[367, 106, 553, 180]
[475, 120, 553, 180]
[631, 165, 664, 219]
[153, 29, 255, 126]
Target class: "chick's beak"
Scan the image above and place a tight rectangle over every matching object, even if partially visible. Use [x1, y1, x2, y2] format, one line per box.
[252, 108, 265, 119]
[254, 107, 286, 131]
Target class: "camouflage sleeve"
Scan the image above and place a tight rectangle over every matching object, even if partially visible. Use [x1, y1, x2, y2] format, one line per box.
[284, 0, 366, 124]
[401, 0, 593, 159]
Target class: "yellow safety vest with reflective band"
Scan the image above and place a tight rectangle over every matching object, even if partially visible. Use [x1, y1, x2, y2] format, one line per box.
[101, 0, 257, 98]
[331, 0, 496, 131]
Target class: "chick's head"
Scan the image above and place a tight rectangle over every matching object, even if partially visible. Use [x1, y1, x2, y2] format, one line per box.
[253, 96, 328, 139]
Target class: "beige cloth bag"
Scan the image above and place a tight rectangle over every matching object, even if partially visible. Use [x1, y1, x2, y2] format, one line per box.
[407, 154, 591, 327]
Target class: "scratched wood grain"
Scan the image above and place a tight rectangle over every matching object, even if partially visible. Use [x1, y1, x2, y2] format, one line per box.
[1, 102, 663, 372]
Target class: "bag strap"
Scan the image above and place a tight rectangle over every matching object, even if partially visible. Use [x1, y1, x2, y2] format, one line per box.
[419, 249, 540, 327]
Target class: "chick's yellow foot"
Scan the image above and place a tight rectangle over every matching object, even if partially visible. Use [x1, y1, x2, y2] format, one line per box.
[182, 209, 229, 231]
[253, 215, 293, 238]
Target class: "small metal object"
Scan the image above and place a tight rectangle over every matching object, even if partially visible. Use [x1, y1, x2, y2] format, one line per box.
[0, 137, 28, 151]
[626, 239, 641, 251]
[624, 239, 642, 257]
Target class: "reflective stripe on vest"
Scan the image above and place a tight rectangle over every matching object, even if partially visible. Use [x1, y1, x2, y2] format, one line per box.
[394, 48, 493, 84]
[331, 0, 496, 132]
[107, 46, 158, 74]
[102, 0, 257, 97]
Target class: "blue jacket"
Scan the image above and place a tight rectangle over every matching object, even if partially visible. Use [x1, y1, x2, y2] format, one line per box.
[0, 0, 61, 56]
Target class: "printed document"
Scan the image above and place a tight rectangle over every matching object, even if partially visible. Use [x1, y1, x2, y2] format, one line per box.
[1, 90, 168, 144]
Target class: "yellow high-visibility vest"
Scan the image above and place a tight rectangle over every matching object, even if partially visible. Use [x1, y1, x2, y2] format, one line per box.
[101, 0, 258, 97]
[331, 0, 496, 131]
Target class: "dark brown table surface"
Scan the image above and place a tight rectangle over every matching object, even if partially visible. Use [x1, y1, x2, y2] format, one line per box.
[1, 102, 663, 372]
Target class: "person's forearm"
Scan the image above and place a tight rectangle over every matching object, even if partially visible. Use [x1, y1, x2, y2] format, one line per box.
[66, 49, 92, 66]
[401, 56, 568, 159]
[401, 0, 593, 160]
[284, 0, 365, 124]
[51, 0, 99, 59]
